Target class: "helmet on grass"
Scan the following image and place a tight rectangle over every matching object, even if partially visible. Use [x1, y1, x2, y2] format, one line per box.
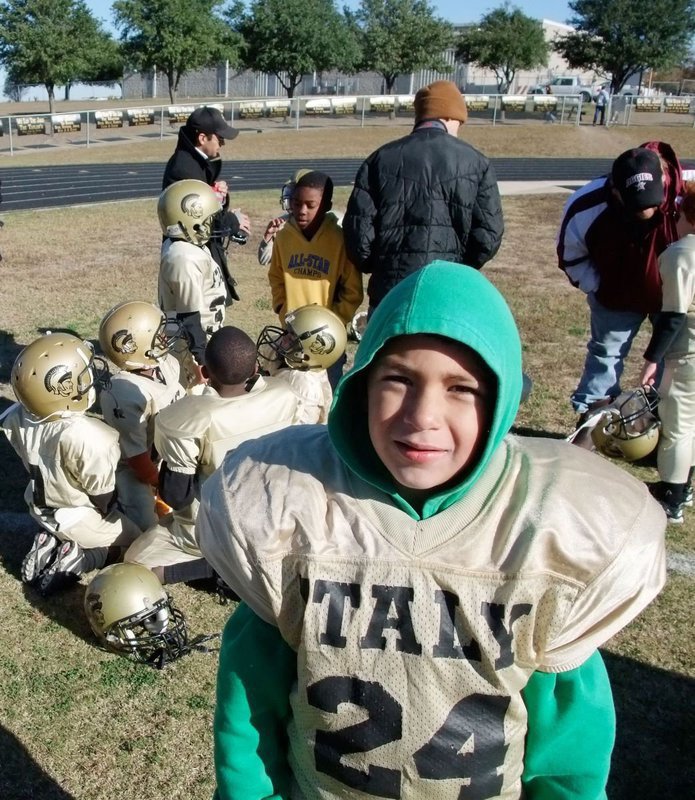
[591, 386, 660, 462]
[84, 563, 189, 668]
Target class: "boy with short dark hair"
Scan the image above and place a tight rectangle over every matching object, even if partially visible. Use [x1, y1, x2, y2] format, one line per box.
[268, 170, 363, 388]
[198, 262, 666, 799]
[124, 326, 304, 584]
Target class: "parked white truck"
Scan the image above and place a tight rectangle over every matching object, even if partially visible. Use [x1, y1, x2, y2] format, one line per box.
[534, 76, 595, 102]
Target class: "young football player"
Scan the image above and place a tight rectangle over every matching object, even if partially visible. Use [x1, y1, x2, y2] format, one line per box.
[123, 325, 305, 584]
[99, 301, 186, 531]
[267, 170, 363, 389]
[1, 333, 141, 595]
[640, 181, 695, 522]
[158, 179, 231, 389]
[198, 261, 666, 799]
[256, 304, 347, 424]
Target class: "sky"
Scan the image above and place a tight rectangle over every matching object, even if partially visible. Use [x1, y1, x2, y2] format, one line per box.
[84, 0, 574, 30]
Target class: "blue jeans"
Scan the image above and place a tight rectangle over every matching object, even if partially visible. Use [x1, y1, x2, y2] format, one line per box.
[572, 293, 648, 413]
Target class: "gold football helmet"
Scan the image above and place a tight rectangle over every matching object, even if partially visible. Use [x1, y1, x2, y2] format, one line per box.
[99, 301, 178, 370]
[84, 563, 188, 668]
[257, 305, 347, 371]
[591, 386, 660, 462]
[11, 332, 108, 421]
[280, 168, 311, 211]
[157, 179, 220, 245]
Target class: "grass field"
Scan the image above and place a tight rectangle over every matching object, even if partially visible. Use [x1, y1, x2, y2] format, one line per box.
[0, 124, 693, 799]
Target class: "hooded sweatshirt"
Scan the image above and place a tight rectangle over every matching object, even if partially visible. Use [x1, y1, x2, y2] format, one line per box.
[198, 262, 665, 800]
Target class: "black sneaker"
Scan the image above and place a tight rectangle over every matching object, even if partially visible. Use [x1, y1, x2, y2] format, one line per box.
[37, 540, 87, 595]
[21, 532, 61, 584]
[648, 483, 685, 525]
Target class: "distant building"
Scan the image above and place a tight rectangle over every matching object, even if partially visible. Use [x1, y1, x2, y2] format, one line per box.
[121, 19, 594, 101]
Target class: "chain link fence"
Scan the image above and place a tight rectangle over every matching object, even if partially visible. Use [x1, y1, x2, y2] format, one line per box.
[0, 92, 692, 155]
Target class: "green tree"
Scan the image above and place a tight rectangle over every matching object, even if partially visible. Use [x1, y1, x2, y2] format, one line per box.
[229, 0, 360, 98]
[0, 0, 118, 112]
[553, 0, 695, 93]
[114, 0, 241, 103]
[456, 5, 548, 93]
[349, 0, 454, 94]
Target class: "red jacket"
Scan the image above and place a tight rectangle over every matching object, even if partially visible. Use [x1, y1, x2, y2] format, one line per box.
[557, 141, 683, 313]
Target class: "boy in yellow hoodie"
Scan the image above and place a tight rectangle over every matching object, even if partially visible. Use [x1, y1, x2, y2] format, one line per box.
[268, 170, 363, 388]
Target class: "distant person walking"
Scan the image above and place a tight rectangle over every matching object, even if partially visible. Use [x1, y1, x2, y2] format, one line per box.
[593, 86, 610, 126]
[343, 80, 503, 311]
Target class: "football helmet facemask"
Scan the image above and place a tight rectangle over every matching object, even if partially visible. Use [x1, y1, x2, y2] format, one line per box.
[257, 305, 347, 371]
[99, 301, 179, 370]
[11, 332, 109, 421]
[84, 563, 189, 668]
[591, 385, 660, 462]
[158, 179, 220, 246]
[280, 168, 311, 211]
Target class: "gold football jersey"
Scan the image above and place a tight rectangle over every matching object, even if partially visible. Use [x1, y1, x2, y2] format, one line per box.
[198, 426, 666, 800]
[100, 354, 185, 458]
[2, 403, 120, 516]
[158, 238, 228, 337]
[155, 377, 303, 553]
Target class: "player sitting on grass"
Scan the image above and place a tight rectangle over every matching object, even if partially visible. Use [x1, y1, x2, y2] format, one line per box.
[123, 325, 305, 585]
[198, 261, 666, 799]
[256, 304, 347, 424]
[99, 301, 185, 531]
[1, 333, 142, 595]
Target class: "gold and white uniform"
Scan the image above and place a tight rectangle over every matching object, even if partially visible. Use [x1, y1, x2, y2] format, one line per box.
[198, 427, 666, 800]
[125, 376, 304, 567]
[159, 238, 229, 386]
[273, 367, 333, 424]
[1, 404, 141, 549]
[100, 355, 185, 529]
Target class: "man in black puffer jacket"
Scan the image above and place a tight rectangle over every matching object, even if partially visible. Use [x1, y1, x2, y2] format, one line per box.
[163, 107, 250, 302]
[343, 81, 503, 311]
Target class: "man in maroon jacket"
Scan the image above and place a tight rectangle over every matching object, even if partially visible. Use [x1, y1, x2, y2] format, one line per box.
[557, 142, 684, 425]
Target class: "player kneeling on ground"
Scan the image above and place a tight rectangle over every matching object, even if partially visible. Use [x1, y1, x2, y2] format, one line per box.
[1, 333, 142, 595]
[99, 301, 186, 531]
[256, 304, 347, 423]
[198, 261, 666, 799]
[123, 326, 306, 586]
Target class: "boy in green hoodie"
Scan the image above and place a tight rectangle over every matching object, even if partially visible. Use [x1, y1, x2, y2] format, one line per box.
[198, 261, 666, 800]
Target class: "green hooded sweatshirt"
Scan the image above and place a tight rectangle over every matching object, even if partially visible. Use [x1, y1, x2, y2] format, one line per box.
[211, 262, 615, 800]
[329, 260, 523, 519]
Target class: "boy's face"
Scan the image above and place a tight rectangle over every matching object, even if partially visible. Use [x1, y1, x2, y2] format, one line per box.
[367, 334, 492, 502]
[291, 186, 324, 231]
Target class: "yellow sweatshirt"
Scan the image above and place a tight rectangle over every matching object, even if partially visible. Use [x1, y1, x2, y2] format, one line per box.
[268, 214, 363, 325]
